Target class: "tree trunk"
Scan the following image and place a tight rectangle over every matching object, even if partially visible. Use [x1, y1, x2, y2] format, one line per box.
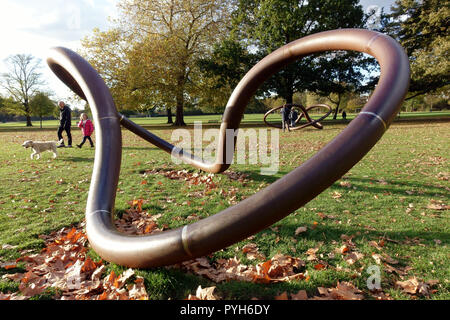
[286, 92, 293, 104]
[26, 115, 32, 127]
[24, 101, 32, 127]
[174, 73, 186, 126]
[332, 93, 341, 120]
[167, 107, 173, 124]
[282, 73, 294, 105]
[174, 102, 186, 126]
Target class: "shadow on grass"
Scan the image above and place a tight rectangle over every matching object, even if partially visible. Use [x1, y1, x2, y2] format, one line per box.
[338, 176, 448, 198]
[280, 222, 449, 245]
[230, 169, 448, 198]
[58, 156, 94, 162]
[122, 146, 160, 151]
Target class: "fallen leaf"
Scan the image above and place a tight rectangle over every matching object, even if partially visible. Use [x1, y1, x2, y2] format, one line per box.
[295, 226, 307, 235]
[344, 252, 364, 265]
[372, 253, 382, 265]
[314, 263, 326, 270]
[275, 291, 288, 300]
[396, 277, 430, 296]
[291, 290, 308, 300]
[187, 285, 218, 300]
[1, 262, 17, 270]
[2, 244, 18, 250]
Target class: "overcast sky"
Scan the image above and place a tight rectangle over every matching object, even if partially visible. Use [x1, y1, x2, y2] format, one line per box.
[0, 0, 395, 109]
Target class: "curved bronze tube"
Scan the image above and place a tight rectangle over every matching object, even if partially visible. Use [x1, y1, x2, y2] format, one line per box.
[263, 103, 332, 130]
[46, 29, 409, 268]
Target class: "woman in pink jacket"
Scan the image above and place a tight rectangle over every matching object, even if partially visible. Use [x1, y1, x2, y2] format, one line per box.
[76, 113, 94, 148]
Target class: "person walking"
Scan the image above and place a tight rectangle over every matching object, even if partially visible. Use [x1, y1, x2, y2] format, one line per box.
[280, 105, 291, 132]
[57, 101, 72, 148]
[289, 108, 298, 128]
[76, 113, 94, 148]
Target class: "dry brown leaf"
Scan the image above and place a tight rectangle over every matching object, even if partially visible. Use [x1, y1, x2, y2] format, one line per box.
[0, 292, 11, 300]
[344, 252, 364, 265]
[372, 253, 382, 265]
[381, 253, 398, 265]
[128, 277, 148, 300]
[291, 290, 308, 300]
[295, 226, 307, 235]
[2, 244, 17, 250]
[314, 282, 364, 300]
[314, 263, 326, 270]
[114, 268, 135, 289]
[331, 191, 342, 199]
[396, 277, 419, 294]
[4, 221, 148, 300]
[197, 285, 218, 300]
[339, 181, 352, 188]
[426, 199, 449, 210]
[306, 247, 319, 261]
[186, 285, 218, 300]
[0, 262, 17, 270]
[242, 243, 266, 261]
[330, 282, 364, 300]
[317, 287, 328, 295]
[369, 241, 383, 251]
[395, 277, 430, 296]
[275, 291, 289, 300]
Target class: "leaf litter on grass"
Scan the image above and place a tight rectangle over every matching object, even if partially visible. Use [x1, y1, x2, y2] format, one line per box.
[1, 177, 446, 300]
[0, 222, 148, 300]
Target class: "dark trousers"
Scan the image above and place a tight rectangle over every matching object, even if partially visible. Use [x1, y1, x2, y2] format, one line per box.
[57, 126, 72, 146]
[79, 136, 94, 147]
[282, 119, 290, 132]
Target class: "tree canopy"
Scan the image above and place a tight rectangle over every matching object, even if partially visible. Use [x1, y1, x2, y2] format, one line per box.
[381, 0, 449, 98]
[1, 54, 45, 126]
[82, 0, 233, 125]
[30, 91, 55, 128]
[201, 0, 376, 118]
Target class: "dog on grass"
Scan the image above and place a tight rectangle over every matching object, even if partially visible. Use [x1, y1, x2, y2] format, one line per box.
[22, 139, 64, 159]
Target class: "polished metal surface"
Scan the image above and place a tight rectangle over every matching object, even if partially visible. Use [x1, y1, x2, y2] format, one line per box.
[46, 29, 410, 268]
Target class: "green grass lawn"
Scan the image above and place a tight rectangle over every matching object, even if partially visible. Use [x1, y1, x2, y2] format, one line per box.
[0, 120, 448, 300]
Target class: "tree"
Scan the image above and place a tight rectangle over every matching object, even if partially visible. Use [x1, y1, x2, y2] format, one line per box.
[197, 38, 260, 112]
[81, 28, 131, 112]
[208, 0, 372, 118]
[381, 0, 449, 99]
[1, 54, 44, 126]
[82, 0, 233, 126]
[310, 51, 376, 119]
[30, 92, 55, 128]
[0, 95, 22, 122]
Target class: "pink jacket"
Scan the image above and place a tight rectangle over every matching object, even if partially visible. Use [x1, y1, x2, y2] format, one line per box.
[78, 119, 94, 136]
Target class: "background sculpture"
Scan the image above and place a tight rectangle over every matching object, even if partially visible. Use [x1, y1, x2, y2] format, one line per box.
[46, 29, 409, 268]
[264, 103, 333, 130]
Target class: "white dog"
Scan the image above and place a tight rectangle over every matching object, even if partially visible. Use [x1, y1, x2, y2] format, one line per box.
[22, 139, 63, 159]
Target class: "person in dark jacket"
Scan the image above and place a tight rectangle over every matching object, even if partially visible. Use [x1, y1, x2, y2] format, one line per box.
[289, 108, 298, 127]
[57, 101, 72, 148]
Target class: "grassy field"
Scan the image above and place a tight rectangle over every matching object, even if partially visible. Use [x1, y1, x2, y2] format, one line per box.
[0, 120, 448, 300]
[1, 110, 449, 129]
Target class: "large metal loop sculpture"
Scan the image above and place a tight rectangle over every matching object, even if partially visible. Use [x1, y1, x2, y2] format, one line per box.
[263, 103, 333, 130]
[46, 29, 409, 268]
